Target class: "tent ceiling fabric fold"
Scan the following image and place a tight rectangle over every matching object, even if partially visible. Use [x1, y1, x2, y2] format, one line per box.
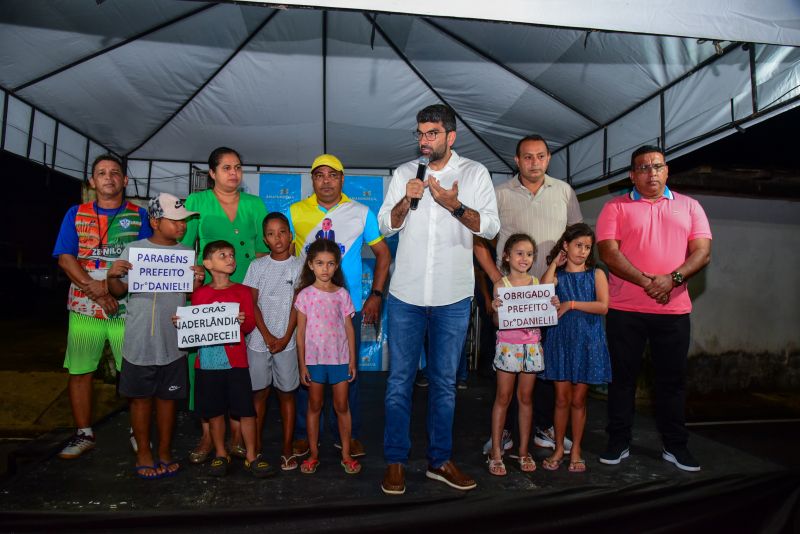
[1, 0, 799, 193]
[243, 0, 800, 47]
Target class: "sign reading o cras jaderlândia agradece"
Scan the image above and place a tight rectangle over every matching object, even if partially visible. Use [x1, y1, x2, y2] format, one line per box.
[128, 247, 195, 293]
[175, 302, 240, 348]
[497, 283, 558, 329]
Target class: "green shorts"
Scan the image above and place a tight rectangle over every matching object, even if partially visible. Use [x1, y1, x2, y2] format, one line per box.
[63, 312, 125, 375]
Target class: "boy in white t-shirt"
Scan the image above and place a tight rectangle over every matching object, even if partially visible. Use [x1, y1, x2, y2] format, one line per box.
[238, 212, 302, 470]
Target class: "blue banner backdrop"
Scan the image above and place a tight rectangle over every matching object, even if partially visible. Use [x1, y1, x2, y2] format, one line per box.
[258, 173, 302, 215]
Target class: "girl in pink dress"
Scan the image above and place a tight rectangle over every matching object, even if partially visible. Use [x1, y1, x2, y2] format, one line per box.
[294, 239, 360, 475]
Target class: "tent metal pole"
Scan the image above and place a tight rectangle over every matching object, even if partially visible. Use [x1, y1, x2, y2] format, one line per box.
[13, 4, 216, 92]
[83, 137, 90, 181]
[366, 14, 514, 172]
[566, 146, 571, 185]
[422, 17, 601, 128]
[51, 122, 59, 169]
[25, 108, 35, 159]
[749, 45, 758, 114]
[660, 93, 666, 149]
[125, 9, 281, 158]
[1, 91, 7, 151]
[323, 11, 328, 154]
[147, 161, 153, 198]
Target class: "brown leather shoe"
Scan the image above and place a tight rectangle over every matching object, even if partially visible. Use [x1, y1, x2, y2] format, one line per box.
[292, 438, 309, 457]
[381, 464, 405, 495]
[426, 460, 477, 491]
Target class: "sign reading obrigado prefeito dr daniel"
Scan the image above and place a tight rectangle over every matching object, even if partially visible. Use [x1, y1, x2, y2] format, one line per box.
[127, 247, 195, 293]
[497, 283, 558, 329]
[175, 302, 240, 348]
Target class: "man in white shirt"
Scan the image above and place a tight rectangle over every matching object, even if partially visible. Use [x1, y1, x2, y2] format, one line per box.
[378, 104, 500, 495]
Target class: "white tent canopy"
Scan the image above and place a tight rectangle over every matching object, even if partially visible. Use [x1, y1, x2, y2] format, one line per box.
[1, 0, 799, 196]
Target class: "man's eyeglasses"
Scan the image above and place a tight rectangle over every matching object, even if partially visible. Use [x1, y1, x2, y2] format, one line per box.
[633, 163, 666, 174]
[413, 129, 448, 141]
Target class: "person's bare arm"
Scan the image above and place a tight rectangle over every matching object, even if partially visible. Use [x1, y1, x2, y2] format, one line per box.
[474, 237, 502, 283]
[106, 259, 131, 298]
[57, 254, 117, 315]
[362, 239, 391, 324]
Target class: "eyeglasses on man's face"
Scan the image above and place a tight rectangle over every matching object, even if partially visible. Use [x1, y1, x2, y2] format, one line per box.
[633, 163, 667, 174]
[413, 129, 449, 141]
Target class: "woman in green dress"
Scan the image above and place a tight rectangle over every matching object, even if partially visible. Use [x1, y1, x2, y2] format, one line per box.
[182, 146, 268, 463]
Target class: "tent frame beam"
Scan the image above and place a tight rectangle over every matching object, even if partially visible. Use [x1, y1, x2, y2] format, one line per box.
[554, 42, 742, 158]
[366, 14, 514, 172]
[13, 4, 216, 93]
[421, 17, 601, 128]
[125, 9, 281, 158]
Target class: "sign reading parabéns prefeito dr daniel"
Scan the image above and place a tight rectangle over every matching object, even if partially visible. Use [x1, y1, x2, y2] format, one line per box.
[175, 302, 240, 348]
[497, 283, 558, 329]
[127, 248, 195, 293]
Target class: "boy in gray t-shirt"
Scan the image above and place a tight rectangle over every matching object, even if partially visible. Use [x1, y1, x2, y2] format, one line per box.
[235, 212, 301, 470]
[107, 193, 204, 480]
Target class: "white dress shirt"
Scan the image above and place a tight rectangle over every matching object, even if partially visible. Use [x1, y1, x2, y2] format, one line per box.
[378, 150, 500, 307]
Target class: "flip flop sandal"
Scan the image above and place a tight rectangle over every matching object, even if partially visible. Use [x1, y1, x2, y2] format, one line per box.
[569, 459, 587, 473]
[487, 457, 507, 476]
[341, 459, 362, 475]
[135, 464, 162, 480]
[158, 460, 180, 477]
[208, 456, 230, 477]
[280, 454, 299, 471]
[300, 457, 319, 474]
[518, 455, 537, 472]
[542, 455, 565, 471]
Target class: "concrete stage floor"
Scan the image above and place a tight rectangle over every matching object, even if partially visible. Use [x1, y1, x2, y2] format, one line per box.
[1, 372, 799, 532]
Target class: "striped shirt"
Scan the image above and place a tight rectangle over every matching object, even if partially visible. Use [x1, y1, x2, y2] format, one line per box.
[494, 175, 582, 279]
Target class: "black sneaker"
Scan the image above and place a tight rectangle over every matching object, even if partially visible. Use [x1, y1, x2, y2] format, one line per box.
[662, 447, 701, 472]
[598, 442, 630, 465]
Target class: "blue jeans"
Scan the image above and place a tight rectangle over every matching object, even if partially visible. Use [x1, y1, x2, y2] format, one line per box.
[295, 312, 362, 441]
[384, 295, 471, 467]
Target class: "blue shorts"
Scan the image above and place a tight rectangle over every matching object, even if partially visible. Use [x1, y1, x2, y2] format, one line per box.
[308, 364, 350, 385]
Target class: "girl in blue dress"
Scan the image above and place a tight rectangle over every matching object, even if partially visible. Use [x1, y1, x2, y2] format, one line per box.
[540, 223, 611, 473]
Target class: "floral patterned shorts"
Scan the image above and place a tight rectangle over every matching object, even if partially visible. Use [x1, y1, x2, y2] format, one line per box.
[493, 342, 544, 373]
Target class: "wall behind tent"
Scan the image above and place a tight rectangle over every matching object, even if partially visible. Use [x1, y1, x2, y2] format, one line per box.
[580, 187, 800, 393]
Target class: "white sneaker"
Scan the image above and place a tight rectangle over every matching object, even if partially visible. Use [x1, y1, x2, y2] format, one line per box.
[58, 432, 96, 459]
[482, 429, 514, 456]
[533, 426, 572, 454]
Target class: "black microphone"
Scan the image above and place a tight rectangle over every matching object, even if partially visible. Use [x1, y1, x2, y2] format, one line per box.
[409, 156, 429, 211]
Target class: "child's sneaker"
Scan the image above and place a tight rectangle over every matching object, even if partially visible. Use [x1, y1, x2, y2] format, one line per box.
[208, 456, 230, 477]
[481, 429, 513, 456]
[245, 456, 275, 478]
[58, 432, 96, 459]
[533, 426, 572, 454]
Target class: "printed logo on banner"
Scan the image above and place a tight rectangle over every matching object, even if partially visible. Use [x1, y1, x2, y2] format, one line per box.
[259, 173, 302, 215]
[343, 175, 384, 215]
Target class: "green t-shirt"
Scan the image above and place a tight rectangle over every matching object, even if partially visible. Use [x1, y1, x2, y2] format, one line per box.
[181, 189, 268, 283]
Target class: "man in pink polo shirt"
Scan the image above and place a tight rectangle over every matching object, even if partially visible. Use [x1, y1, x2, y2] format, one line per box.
[596, 145, 711, 472]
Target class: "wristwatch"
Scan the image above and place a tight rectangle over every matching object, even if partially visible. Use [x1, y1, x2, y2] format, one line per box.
[451, 203, 466, 218]
[371, 289, 384, 298]
[671, 271, 684, 286]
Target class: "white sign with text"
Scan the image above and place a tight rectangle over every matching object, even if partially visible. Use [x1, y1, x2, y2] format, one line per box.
[128, 248, 195, 293]
[175, 302, 240, 348]
[497, 283, 558, 329]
